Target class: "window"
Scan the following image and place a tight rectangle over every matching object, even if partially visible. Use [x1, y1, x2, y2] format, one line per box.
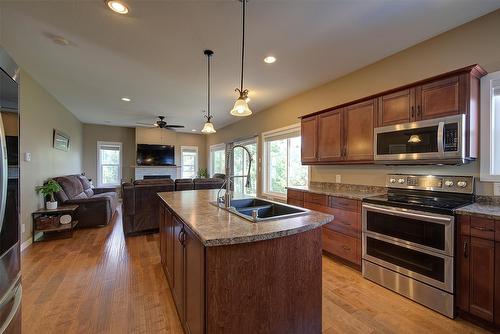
[480, 71, 500, 181]
[97, 141, 122, 187]
[232, 138, 257, 196]
[209, 143, 226, 176]
[181, 146, 198, 178]
[263, 124, 308, 197]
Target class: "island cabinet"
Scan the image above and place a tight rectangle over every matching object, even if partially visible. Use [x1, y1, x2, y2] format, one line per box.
[457, 215, 500, 327]
[159, 198, 324, 334]
[287, 189, 361, 268]
[302, 65, 486, 164]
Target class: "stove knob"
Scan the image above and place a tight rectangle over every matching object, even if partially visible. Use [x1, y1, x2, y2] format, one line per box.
[389, 178, 396, 184]
[457, 181, 467, 188]
[398, 178, 405, 184]
[444, 180, 454, 187]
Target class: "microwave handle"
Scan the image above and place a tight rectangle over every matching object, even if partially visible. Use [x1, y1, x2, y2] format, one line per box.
[437, 121, 445, 156]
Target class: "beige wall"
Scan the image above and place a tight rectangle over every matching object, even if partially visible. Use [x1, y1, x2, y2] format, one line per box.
[136, 127, 207, 173]
[82, 124, 135, 184]
[207, 9, 500, 196]
[20, 70, 83, 243]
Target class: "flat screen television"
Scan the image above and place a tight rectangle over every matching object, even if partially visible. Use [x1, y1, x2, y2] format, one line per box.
[136, 144, 175, 166]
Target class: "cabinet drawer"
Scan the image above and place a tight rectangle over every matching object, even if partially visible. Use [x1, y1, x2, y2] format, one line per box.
[329, 197, 358, 212]
[287, 198, 304, 207]
[322, 229, 360, 266]
[470, 217, 495, 240]
[304, 192, 328, 206]
[323, 207, 360, 238]
[287, 189, 304, 201]
[303, 202, 332, 214]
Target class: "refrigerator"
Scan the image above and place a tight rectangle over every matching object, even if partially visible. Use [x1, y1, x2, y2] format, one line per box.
[0, 47, 21, 333]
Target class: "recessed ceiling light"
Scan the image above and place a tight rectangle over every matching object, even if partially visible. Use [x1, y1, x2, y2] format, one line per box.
[192, 129, 197, 132]
[121, 97, 131, 102]
[51, 36, 70, 46]
[264, 56, 276, 64]
[106, 0, 129, 14]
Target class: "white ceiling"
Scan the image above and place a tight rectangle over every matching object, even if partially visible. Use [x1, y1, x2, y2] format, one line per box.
[1, 0, 499, 132]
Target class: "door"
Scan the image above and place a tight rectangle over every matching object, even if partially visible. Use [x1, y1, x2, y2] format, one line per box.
[317, 109, 343, 162]
[301, 116, 317, 163]
[469, 237, 494, 321]
[172, 216, 185, 322]
[344, 100, 375, 161]
[378, 89, 415, 126]
[416, 76, 461, 120]
[184, 225, 205, 334]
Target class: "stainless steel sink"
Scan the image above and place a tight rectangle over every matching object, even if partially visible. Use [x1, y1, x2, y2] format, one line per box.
[210, 197, 308, 223]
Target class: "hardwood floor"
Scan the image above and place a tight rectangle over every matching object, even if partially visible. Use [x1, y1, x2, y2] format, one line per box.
[21, 206, 490, 334]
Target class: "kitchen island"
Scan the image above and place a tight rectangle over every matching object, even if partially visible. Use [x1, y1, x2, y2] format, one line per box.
[158, 189, 334, 334]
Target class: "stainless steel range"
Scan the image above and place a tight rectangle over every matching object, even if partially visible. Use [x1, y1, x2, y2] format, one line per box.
[362, 174, 474, 318]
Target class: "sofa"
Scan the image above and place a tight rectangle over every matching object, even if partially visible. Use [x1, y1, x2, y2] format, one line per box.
[53, 175, 118, 228]
[174, 178, 194, 191]
[193, 177, 225, 190]
[121, 178, 175, 235]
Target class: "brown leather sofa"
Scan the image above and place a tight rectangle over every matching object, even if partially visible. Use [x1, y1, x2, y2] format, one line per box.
[122, 178, 175, 235]
[175, 178, 194, 191]
[193, 177, 225, 190]
[53, 175, 118, 228]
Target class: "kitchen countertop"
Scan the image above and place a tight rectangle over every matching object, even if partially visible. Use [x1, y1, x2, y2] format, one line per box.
[158, 190, 334, 247]
[455, 198, 500, 220]
[287, 185, 386, 200]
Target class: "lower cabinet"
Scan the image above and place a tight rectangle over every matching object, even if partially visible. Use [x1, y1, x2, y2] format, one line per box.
[457, 215, 499, 326]
[288, 189, 361, 268]
[160, 205, 205, 334]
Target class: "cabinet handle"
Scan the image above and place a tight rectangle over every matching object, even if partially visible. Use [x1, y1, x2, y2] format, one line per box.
[341, 245, 351, 251]
[416, 106, 421, 119]
[178, 228, 184, 245]
[463, 241, 468, 258]
[411, 106, 415, 119]
[471, 226, 494, 232]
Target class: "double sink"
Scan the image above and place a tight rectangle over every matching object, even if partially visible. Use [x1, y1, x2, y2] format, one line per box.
[212, 198, 308, 223]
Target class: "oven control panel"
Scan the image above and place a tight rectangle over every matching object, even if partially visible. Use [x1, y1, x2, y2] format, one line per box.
[386, 174, 474, 194]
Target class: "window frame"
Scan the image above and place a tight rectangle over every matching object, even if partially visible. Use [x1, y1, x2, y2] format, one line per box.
[480, 70, 500, 182]
[180, 145, 199, 179]
[209, 143, 226, 177]
[232, 137, 258, 197]
[262, 123, 309, 199]
[96, 141, 122, 187]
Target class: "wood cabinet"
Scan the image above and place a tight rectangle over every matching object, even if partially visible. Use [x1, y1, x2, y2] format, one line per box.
[457, 215, 498, 325]
[184, 225, 205, 334]
[159, 205, 174, 286]
[301, 65, 486, 165]
[317, 109, 343, 161]
[301, 116, 317, 163]
[288, 189, 361, 268]
[172, 215, 185, 321]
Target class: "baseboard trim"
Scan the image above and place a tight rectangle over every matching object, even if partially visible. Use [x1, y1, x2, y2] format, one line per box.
[21, 238, 33, 252]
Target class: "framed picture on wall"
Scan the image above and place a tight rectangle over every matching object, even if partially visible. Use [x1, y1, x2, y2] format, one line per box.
[53, 129, 70, 151]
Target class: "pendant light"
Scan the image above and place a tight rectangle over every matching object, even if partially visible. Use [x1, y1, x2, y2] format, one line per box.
[230, 0, 252, 117]
[202, 49, 216, 134]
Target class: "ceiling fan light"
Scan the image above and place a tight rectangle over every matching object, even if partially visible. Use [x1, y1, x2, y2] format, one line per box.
[201, 121, 216, 134]
[230, 97, 252, 117]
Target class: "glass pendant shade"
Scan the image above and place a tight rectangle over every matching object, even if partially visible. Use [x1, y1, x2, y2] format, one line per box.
[201, 120, 216, 134]
[230, 97, 252, 117]
[408, 134, 422, 143]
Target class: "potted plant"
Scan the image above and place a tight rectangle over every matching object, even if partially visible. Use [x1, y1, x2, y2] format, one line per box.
[197, 168, 208, 178]
[36, 179, 62, 210]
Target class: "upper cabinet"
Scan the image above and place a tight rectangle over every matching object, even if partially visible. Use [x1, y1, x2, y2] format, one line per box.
[301, 65, 486, 165]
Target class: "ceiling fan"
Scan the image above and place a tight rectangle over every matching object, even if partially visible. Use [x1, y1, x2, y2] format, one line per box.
[137, 116, 185, 130]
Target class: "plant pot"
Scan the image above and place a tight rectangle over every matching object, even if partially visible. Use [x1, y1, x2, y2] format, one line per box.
[46, 201, 58, 210]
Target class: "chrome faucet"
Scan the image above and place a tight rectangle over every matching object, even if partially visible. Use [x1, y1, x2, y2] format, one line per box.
[217, 144, 253, 208]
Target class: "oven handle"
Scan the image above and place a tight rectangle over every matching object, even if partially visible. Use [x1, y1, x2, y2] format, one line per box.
[362, 203, 453, 224]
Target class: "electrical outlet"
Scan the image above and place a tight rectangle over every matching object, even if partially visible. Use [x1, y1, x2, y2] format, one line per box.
[494, 183, 500, 196]
[335, 175, 341, 183]
[24, 152, 31, 162]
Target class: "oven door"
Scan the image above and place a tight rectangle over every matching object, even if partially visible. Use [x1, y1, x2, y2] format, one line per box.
[362, 203, 454, 292]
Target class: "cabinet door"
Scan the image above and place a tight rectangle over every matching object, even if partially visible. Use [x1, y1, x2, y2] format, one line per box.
[495, 242, 500, 327]
[172, 216, 185, 322]
[165, 208, 174, 287]
[344, 100, 375, 161]
[378, 89, 415, 126]
[457, 234, 470, 312]
[469, 237, 494, 321]
[301, 116, 317, 163]
[317, 109, 343, 162]
[159, 204, 166, 269]
[184, 225, 205, 334]
[416, 76, 461, 120]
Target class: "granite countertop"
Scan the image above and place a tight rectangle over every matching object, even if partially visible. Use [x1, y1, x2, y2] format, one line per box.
[157, 190, 334, 247]
[455, 197, 500, 220]
[286, 185, 386, 200]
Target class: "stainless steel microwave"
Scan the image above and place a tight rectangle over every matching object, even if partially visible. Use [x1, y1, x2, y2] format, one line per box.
[374, 114, 473, 165]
